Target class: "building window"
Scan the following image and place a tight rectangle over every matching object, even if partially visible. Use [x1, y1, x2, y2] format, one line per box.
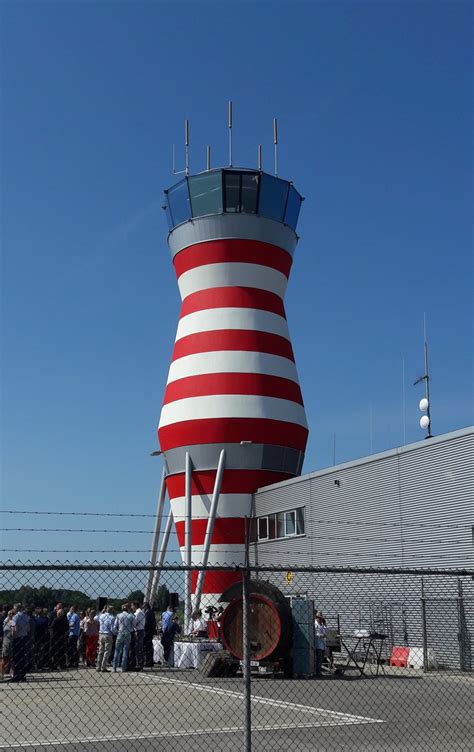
[285, 510, 296, 536]
[295, 507, 305, 535]
[258, 517, 268, 541]
[256, 507, 305, 541]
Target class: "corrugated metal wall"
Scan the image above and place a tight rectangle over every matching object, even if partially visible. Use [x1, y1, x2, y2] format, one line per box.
[251, 427, 474, 669]
[253, 427, 473, 569]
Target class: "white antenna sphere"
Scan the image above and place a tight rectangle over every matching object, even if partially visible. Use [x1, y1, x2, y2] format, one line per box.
[420, 415, 430, 430]
[419, 398, 429, 412]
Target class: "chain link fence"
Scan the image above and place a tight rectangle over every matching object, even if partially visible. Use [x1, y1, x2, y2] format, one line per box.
[0, 561, 473, 751]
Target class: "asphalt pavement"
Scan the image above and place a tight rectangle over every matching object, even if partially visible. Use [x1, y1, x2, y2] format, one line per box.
[1, 666, 472, 751]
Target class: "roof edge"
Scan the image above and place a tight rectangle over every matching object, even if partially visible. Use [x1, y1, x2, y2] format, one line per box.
[255, 425, 474, 494]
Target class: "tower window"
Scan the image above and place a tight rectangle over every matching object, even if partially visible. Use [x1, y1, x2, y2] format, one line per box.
[188, 171, 222, 217]
[241, 173, 259, 213]
[224, 172, 241, 213]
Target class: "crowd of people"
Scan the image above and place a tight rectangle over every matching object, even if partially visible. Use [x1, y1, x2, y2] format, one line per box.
[1, 601, 324, 680]
[0, 600, 189, 683]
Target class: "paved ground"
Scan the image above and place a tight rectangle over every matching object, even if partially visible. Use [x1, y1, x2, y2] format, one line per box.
[0, 666, 472, 751]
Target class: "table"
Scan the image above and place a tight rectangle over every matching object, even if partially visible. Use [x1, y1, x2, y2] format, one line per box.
[339, 632, 387, 677]
[173, 641, 223, 669]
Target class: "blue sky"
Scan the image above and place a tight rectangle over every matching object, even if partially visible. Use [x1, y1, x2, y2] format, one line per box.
[1, 1, 472, 562]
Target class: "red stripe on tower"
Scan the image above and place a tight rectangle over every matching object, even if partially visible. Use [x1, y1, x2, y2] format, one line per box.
[159, 418, 308, 453]
[173, 239, 293, 279]
[180, 288, 286, 318]
[164, 373, 304, 405]
[171, 330, 295, 361]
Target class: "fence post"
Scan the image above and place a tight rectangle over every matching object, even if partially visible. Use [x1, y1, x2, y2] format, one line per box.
[421, 577, 428, 672]
[243, 517, 252, 752]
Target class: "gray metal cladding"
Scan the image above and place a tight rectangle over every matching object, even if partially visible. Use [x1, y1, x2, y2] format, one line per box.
[253, 427, 474, 570]
[163, 443, 304, 477]
[168, 213, 298, 258]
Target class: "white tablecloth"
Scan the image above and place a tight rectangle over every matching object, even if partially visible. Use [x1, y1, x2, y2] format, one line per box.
[152, 637, 165, 664]
[173, 641, 223, 669]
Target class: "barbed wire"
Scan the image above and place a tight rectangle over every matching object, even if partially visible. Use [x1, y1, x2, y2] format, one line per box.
[1, 509, 470, 530]
[0, 549, 471, 561]
[2, 509, 158, 518]
[1, 527, 470, 547]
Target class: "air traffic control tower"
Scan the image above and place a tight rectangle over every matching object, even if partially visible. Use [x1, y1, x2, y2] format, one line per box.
[149, 118, 308, 619]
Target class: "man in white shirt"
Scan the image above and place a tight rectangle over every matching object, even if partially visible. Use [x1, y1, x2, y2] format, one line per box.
[113, 604, 135, 672]
[96, 606, 115, 672]
[132, 602, 145, 671]
[191, 609, 207, 638]
[314, 611, 327, 676]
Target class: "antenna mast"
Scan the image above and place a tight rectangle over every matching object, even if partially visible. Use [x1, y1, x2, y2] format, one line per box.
[273, 117, 278, 176]
[414, 313, 433, 438]
[185, 119, 190, 176]
[228, 100, 233, 166]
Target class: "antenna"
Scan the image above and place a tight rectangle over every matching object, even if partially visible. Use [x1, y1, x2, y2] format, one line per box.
[258, 144, 262, 171]
[414, 313, 433, 438]
[402, 355, 406, 445]
[206, 145, 211, 171]
[185, 119, 190, 176]
[172, 120, 190, 176]
[273, 117, 278, 176]
[369, 404, 374, 453]
[228, 100, 233, 166]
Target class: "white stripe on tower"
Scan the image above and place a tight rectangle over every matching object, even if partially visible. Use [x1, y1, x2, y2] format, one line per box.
[179, 544, 246, 565]
[159, 394, 308, 429]
[170, 493, 252, 520]
[166, 351, 300, 385]
[175, 308, 290, 341]
[177, 263, 288, 300]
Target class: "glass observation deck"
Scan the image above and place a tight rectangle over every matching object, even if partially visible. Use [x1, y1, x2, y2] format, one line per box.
[164, 168, 303, 232]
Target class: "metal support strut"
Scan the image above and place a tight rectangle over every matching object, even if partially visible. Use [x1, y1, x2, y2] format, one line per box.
[149, 511, 174, 606]
[194, 449, 226, 611]
[184, 452, 192, 632]
[145, 468, 167, 603]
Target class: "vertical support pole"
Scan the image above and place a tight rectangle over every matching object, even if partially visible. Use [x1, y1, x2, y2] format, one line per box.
[421, 577, 428, 672]
[242, 517, 252, 752]
[145, 468, 167, 602]
[258, 145, 262, 171]
[184, 451, 192, 632]
[456, 578, 469, 671]
[194, 449, 226, 611]
[149, 511, 174, 605]
[206, 145, 211, 171]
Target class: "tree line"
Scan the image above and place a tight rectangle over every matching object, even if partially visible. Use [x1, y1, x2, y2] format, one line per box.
[0, 584, 171, 613]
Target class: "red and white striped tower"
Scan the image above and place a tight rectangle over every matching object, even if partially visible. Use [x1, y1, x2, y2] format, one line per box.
[157, 166, 308, 613]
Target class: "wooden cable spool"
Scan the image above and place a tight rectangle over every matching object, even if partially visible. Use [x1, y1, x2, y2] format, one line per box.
[220, 580, 292, 662]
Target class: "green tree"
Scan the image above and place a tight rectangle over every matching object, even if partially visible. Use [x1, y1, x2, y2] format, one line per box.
[16, 585, 36, 610]
[155, 584, 170, 613]
[127, 590, 145, 605]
